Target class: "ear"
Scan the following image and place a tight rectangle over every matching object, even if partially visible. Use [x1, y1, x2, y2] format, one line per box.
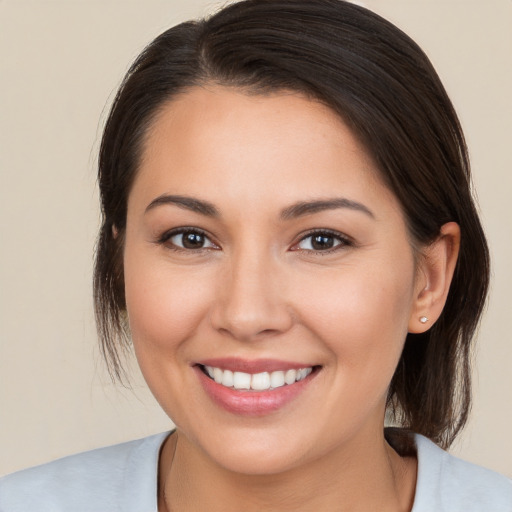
[112, 224, 119, 238]
[408, 222, 460, 333]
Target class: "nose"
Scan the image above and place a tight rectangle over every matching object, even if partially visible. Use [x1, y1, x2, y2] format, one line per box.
[209, 249, 294, 342]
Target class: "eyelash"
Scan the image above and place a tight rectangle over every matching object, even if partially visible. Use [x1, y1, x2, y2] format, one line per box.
[157, 227, 218, 254]
[292, 229, 353, 255]
[156, 228, 352, 255]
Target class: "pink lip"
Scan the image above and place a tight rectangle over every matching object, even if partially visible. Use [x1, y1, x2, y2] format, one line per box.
[196, 357, 312, 373]
[194, 362, 319, 417]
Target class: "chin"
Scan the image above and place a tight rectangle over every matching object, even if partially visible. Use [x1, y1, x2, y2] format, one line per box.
[211, 444, 306, 476]
[180, 419, 319, 476]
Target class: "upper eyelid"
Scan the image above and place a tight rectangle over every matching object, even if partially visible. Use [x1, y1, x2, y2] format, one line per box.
[296, 228, 352, 243]
[292, 229, 354, 252]
[159, 226, 210, 241]
[156, 227, 220, 252]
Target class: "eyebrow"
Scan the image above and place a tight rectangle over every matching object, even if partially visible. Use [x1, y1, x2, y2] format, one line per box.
[145, 194, 219, 217]
[145, 194, 374, 220]
[280, 198, 374, 220]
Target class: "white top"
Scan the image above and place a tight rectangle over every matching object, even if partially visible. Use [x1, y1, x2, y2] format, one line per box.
[1, 432, 511, 511]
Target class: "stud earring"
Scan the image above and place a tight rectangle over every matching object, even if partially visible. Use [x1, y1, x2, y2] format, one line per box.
[419, 316, 428, 324]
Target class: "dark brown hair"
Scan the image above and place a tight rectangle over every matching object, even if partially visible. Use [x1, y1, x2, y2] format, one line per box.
[94, 0, 489, 449]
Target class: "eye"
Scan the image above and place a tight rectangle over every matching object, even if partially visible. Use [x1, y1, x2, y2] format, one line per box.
[293, 230, 351, 252]
[160, 228, 218, 251]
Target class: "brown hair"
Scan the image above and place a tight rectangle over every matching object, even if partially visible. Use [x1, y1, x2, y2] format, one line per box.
[94, 0, 489, 449]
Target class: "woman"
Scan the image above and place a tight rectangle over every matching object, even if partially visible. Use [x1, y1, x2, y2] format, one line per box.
[1, 0, 511, 510]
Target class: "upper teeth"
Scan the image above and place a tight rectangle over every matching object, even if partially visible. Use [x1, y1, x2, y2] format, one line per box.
[204, 366, 313, 391]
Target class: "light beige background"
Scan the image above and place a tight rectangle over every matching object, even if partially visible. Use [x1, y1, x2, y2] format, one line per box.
[1, 0, 511, 477]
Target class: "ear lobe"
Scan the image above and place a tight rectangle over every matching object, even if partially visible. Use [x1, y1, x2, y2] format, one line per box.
[112, 225, 119, 238]
[408, 222, 460, 333]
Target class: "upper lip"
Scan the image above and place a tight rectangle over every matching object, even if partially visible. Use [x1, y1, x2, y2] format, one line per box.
[195, 357, 317, 374]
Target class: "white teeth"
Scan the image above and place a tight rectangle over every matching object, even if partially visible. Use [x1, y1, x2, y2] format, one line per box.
[251, 372, 270, 390]
[222, 369, 234, 387]
[270, 370, 285, 388]
[284, 369, 297, 385]
[204, 365, 313, 391]
[233, 371, 251, 390]
[213, 367, 223, 384]
[297, 368, 312, 381]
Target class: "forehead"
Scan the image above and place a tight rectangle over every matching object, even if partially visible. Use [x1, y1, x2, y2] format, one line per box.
[131, 85, 398, 217]
[143, 85, 369, 164]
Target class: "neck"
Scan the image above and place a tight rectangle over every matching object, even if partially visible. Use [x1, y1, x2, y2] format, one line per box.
[158, 427, 416, 512]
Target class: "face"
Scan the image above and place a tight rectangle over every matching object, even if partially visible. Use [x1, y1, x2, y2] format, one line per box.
[124, 85, 423, 475]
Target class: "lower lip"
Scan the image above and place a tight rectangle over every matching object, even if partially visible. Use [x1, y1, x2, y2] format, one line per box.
[195, 367, 317, 416]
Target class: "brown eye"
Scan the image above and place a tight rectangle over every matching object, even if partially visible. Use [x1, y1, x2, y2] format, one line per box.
[167, 230, 217, 250]
[295, 231, 350, 252]
[311, 234, 335, 250]
[182, 231, 206, 248]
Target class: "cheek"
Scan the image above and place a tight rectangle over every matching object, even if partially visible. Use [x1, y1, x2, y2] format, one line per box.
[292, 259, 416, 437]
[123, 250, 212, 356]
[122, 249, 219, 421]
[296, 259, 415, 374]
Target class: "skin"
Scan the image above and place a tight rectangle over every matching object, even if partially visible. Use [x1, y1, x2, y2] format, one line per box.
[123, 85, 460, 511]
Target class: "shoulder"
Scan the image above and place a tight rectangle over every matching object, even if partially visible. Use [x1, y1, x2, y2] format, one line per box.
[0, 431, 170, 512]
[413, 433, 512, 512]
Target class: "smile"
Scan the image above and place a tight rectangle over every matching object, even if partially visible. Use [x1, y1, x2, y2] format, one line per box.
[203, 365, 313, 391]
[195, 359, 320, 415]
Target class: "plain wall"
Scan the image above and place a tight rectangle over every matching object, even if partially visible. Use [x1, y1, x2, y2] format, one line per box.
[1, 0, 511, 477]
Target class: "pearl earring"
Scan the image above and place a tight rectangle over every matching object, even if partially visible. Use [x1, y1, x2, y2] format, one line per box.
[419, 316, 428, 324]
